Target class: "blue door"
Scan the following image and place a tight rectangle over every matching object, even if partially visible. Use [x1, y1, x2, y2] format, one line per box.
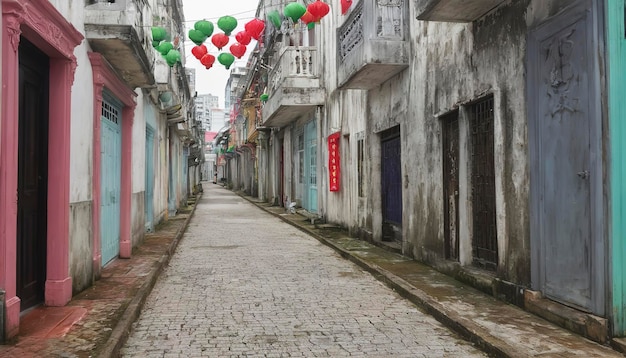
[101, 94, 122, 265]
[528, 1, 604, 314]
[303, 120, 317, 213]
[145, 126, 155, 232]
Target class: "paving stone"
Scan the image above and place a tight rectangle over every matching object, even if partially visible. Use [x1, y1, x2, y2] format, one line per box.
[120, 187, 486, 357]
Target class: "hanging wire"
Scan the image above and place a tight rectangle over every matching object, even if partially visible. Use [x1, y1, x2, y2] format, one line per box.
[183, 8, 258, 23]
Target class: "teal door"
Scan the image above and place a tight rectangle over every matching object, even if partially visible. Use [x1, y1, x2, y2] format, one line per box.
[303, 120, 317, 213]
[168, 142, 178, 215]
[145, 126, 155, 232]
[101, 94, 122, 265]
[608, 0, 626, 335]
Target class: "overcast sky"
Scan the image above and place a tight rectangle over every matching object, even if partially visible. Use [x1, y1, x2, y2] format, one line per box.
[182, 0, 260, 108]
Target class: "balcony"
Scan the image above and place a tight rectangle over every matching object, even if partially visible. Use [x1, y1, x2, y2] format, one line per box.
[262, 47, 325, 128]
[415, 0, 505, 22]
[337, 0, 408, 90]
[84, 0, 155, 88]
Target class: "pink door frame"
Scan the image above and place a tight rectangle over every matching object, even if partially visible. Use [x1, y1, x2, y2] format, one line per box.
[0, 0, 83, 339]
[89, 53, 137, 279]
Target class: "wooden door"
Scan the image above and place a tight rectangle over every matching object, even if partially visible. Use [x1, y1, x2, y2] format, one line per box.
[442, 111, 460, 260]
[381, 126, 402, 242]
[17, 38, 49, 311]
[528, 0, 605, 314]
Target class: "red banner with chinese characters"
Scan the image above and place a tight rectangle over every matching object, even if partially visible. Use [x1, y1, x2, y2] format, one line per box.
[328, 132, 341, 192]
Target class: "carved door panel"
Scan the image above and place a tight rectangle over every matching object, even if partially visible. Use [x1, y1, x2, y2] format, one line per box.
[528, 1, 604, 314]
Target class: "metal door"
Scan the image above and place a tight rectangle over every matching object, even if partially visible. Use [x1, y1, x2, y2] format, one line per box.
[101, 94, 122, 265]
[145, 126, 155, 232]
[528, 0, 604, 314]
[470, 97, 498, 271]
[442, 111, 460, 260]
[304, 120, 317, 213]
[381, 126, 402, 241]
[17, 38, 49, 311]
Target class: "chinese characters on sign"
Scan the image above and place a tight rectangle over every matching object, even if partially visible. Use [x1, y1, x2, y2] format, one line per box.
[328, 132, 341, 192]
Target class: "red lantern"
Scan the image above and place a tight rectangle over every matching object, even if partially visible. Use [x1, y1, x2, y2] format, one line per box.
[211, 33, 229, 50]
[235, 31, 251, 45]
[341, 0, 352, 15]
[191, 44, 208, 60]
[307, 0, 330, 20]
[245, 18, 265, 40]
[200, 53, 215, 69]
[300, 11, 316, 24]
[230, 43, 246, 59]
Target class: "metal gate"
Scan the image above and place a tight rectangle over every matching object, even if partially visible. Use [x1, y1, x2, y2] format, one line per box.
[381, 126, 402, 242]
[470, 96, 497, 271]
[100, 93, 122, 265]
[442, 111, 460, 260]
[528, 0, 604, 314]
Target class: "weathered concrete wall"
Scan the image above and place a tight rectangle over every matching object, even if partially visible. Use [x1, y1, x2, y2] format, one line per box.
[131, 192, 145, 248]
[154, 110, 169, 223]
[398, 1, 533, 282]
[313, 0, 581, 287]
[59, 1, 96, 292]
[323, 90, 368, 234]
[69, 201, 93, 293]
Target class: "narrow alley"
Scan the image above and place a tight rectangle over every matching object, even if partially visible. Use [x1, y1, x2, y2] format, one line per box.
[119, 184, 487, 357]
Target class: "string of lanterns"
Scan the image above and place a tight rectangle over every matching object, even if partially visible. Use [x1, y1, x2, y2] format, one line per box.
[150, 1, 343, 70]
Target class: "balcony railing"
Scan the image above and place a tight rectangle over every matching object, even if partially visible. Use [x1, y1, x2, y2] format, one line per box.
[415, 0, 505, 22]
[84, 0, 155, 88]
[337, 0, 408, 89]
[262, 46, 325, 128]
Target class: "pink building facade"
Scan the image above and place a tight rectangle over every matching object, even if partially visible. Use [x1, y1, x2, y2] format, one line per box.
[0, 0, 83, 339]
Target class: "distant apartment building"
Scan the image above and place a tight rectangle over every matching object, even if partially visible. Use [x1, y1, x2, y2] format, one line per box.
[225, 66, 248, 114]
[194, 94, 219, 131]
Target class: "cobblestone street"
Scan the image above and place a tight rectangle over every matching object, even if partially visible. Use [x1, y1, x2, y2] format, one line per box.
[120, 186, 487, 357]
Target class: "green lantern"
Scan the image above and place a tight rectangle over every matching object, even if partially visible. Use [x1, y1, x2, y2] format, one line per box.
[284, 2, 307, 22]
[267, 10, 281, 29]
[260, 93, 269, 102]
[307, 22, 315, 30]
[188, 29, 207, 46]
[218, 53, 235, 69]
[157, 42, 174, 56]
[194, 20, 214, 37]
[217, 16, 238, 36]
[165, 49, 181, 65]
[151, 27, 167, 42]
[152, 40, 161, 48]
